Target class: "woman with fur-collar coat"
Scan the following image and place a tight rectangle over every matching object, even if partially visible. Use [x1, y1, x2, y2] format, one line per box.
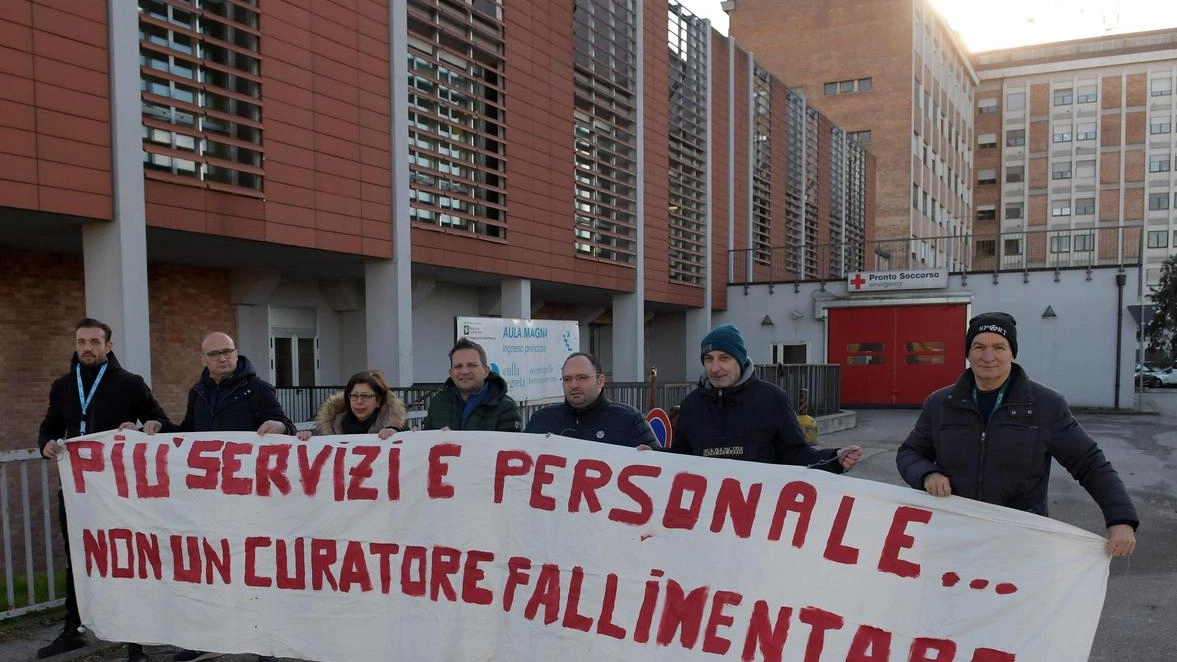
[297, 370, 406, 440]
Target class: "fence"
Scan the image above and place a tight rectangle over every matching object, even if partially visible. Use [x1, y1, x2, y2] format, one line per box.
[0, 449, 63, 621]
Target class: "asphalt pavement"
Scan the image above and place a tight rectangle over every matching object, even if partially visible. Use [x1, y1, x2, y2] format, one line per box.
[4, 390, 1174, 662]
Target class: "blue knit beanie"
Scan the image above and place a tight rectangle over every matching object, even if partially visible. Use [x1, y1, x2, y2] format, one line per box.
[700, 323, 749, 367]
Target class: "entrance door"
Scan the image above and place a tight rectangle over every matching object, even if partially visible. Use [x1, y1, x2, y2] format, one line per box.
[828, 304, 966, 405]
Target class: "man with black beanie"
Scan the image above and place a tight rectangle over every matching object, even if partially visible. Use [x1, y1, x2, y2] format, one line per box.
[897, 311, 1139, 557]
[673, 323, 863, 471]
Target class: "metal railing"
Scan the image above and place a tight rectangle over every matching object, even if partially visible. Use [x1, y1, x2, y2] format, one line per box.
[754, 364, 841, 416]
[1, 449, 63, 621]
[730, 226, 1143, 285]
[275, 384, 445, 423]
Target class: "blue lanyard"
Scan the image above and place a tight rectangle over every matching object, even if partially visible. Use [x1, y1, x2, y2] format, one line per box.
[76, 362, 109, 435]
[972, 381, 1008, 419]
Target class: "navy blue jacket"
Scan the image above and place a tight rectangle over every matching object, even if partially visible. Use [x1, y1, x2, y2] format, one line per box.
[39, 352, 171, 450]
[524, 395, 657, 447]
[166, 355, 295, 434]
[673, 368, 841, 472]
[897, 363, 1138, 527]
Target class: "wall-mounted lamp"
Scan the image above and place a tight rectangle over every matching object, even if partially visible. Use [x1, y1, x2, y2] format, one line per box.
[1042, 306, 1056, 318]
[761, 315, 774, 326]
[790, 310, 805, 320]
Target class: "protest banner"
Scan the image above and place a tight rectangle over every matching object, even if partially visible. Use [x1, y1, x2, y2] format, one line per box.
[60, 430, 1110, 661]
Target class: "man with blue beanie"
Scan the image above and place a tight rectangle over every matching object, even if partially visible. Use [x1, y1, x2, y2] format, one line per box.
[673, 323, 862, 471]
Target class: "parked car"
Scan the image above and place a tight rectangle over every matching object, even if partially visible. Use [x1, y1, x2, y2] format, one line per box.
[1154, 367, 1177, 388]
[1136, 365, 1162, 388]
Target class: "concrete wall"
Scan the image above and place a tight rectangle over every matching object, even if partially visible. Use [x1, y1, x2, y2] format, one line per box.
[718, 265, 1144, 408]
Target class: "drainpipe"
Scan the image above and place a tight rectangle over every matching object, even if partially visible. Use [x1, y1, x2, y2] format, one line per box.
[1114, 271, 1127, 409]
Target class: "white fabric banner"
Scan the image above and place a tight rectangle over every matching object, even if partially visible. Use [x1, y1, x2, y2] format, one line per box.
[60, 430, 1109, 662]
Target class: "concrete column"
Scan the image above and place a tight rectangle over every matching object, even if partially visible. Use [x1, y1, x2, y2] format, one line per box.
[234, 304, 272, 379]
[611, 293, 643, 381]
[612, 0, 645, 383]
[500, 278, 531, 320]
[84, 0, 152, 379]
[365, 0, 415, 387]
[684, 308, 711, 379]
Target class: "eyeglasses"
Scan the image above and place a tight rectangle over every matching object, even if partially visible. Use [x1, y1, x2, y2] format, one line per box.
[348, 393, 377, 402]
[561, 374, 600, 385]
[203, 348, 237, 359]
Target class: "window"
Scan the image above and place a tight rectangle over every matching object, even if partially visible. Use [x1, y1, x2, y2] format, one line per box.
[1052, 162, 1072, 180]
[1152, 78, 1173, 97]
[1053, 126, 1072, 143]
[977, 207, 996, 220]
[978, 98, 998, 114]
[1004, 238, 1023, 255]
[1148, 230, 1169, 248]
[1006, 129, 1025, 146]
[1150, 155, 1171, 173]
[977, 168, 997, 185]
[1149, 192, 1171, 210]
[978, 133, 997, 149]
[849, 130, 872, 143]
[1074, 233, 1095, 251]
[1151, 118, 1172, 135]
[912, 183, 920, 209]
[1006, 92, 1026, 111]
[825, 77, 872, 95]
[975, 240, 996, 257]
[1005, 204, 1023, 219]
[1076, 122, 1097, 141]
[1075, 197, 1095, 215]
[1077, 84, 1097, 103]
[1075, 160, 1095, 178]
[1051, 201, 1071, 216]
[1053, 88, 1073, 106]
[1050, 235, 1071, 253]
[1006, 166, 1025, 183]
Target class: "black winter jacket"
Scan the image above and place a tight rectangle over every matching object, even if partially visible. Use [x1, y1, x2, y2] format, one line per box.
[524, 395, 657, 447]
[39, 352, 171, 451]
[896, 363, 1139, 527]
[673, 367, 842, 471]
[165, 355, 295, 434]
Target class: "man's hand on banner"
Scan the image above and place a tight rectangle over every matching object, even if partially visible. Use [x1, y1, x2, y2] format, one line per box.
[1106, 523, 1136, 557]
[257, 420, 288, 435]
[41, 439, 63, 460]
[923, 471, 953, 497]
[838, 445, 864, 471]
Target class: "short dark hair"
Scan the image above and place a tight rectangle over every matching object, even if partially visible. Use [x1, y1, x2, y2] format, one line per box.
[75, 318, 112, 343]
[450, 337, 488, 366]
[563, 352, 603, 375]
[345, 370, 391, 408]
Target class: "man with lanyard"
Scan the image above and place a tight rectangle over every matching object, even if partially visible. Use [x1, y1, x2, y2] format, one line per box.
[38, 318, 172, 662]
[896, 311, 1138, 557]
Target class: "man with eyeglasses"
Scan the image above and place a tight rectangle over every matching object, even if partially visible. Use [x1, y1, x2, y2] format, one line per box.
[147, 331, 292, 662]
[423, 337, 521, 431]
[524, 352, 657, 448]
[151, 332, 294, 439]
[37, 318, 172, 662]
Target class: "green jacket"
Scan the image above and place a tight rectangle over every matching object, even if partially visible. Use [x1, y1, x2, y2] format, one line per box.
[423, 372, 522, 432]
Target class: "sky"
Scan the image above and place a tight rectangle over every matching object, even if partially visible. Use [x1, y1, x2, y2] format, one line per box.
[675, 0, 1177, 52]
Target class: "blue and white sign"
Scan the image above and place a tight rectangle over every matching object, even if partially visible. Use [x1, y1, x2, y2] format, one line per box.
[456, 316, 579, 403]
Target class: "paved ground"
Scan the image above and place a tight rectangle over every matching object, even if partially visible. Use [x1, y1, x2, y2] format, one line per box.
[4, 390, 1175, 661]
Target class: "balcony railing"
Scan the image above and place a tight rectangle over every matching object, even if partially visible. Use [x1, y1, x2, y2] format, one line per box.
[729, 225, 1143, 285]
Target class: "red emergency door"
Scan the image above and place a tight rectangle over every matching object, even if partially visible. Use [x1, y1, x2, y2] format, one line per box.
[828, 304, 966, 406]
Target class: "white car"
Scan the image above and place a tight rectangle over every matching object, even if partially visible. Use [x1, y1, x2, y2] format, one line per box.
[1154, 368, 1177, 388]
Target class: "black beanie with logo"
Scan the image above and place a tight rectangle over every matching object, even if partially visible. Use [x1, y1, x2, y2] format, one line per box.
[965, 312, 1018, 358]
